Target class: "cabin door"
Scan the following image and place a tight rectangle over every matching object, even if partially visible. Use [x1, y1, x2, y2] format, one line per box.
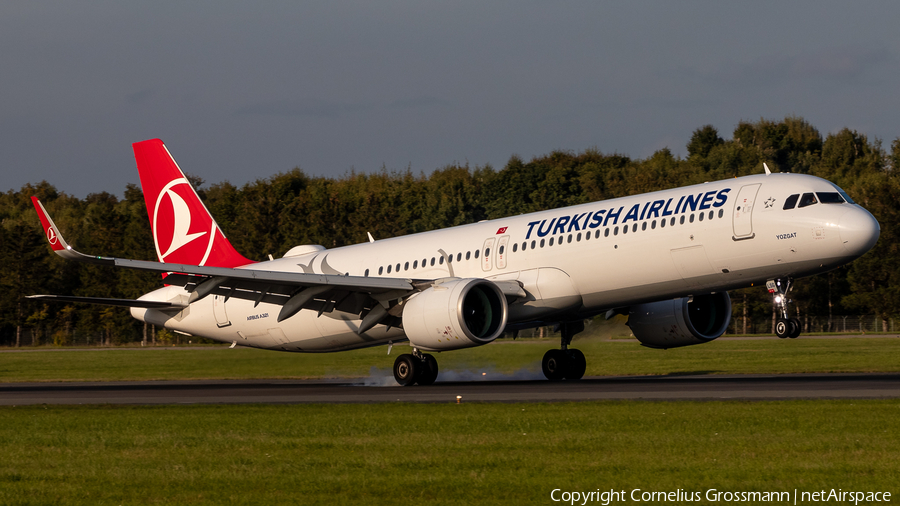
[732, 183, 761, 240]
[212, 294, 231, 327]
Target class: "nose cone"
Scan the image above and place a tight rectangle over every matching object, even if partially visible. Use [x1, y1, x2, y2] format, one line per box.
[839, 207, 880, 258]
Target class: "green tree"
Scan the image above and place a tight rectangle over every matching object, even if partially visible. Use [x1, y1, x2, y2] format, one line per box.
[687, 125, 724, 159]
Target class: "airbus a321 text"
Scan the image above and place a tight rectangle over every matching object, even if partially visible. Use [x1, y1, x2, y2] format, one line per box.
[29, 139, 880, 385]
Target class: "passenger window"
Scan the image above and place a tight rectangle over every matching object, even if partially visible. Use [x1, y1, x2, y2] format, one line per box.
[718, 209, 724, 218]
[466, 252, 471, 260]
[430, 257, 435, 266]
[378, 266, 383, 275]
[604, 228, 609, 237]
[513, 243, 518, 252]
[549, 237, 555, 246]
[457, 253, 462, 262]
[404, 262, 409, 271]
[531, 240, 536, 249]
[474, 250, 479, 259]
[499, 245, 504, 254]
[699, 212, 704, 221]
[660, 219, 666, 228]
[614, 226, 619, 235]
[540, 239, 545, 248]
[798, 193, 818, 208]
[817, 192, 845, 204]
[595, 230, 600, 239]
[387, 265, 392, 274]
[642, 222, 647, 231]
[439, 256, 444, 265]
[651, 220, 656, 229]
[670, 217, 676, 226]
[577, 233, 582, 242]
[783, 194, 799, 210]
[396, 263, 400, 272]
[679, 216, 685, 225]
[622, 225, 628, 234]
[413, 260, 418, 269]
[567, 234, 573, 243]
[708, 211, 713, 220]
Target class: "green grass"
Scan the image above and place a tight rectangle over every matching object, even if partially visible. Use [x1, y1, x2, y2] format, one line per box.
[0, 401, 897, 505]
[1, 336, 899, 383]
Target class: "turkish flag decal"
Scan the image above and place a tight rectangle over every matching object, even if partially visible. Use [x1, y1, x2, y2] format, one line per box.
[496, 227, 508, 234]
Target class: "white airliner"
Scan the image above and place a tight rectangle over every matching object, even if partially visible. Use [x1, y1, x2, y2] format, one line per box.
[30, 139, 880, 385]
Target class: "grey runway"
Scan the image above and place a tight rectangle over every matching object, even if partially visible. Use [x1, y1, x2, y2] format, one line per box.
[1, 373, 899, 405]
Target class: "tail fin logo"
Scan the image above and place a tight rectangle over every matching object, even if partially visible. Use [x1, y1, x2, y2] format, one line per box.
[47, 227, 58, 245]
[153, 178, 215, 265]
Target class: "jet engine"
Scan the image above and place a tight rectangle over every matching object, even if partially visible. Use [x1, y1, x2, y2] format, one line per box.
[401, 278, 508, 352]
[627, 292, 731, 349]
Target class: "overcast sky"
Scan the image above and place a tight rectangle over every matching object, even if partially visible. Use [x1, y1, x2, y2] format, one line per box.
[3, 1, 899, 197]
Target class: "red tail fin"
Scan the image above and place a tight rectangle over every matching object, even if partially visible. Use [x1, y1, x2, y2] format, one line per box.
[132, 139, 254, 268]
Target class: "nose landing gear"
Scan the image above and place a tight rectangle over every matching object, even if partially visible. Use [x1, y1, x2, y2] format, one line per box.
[541, 321, 587, 381]
[768, 279, 801, 339]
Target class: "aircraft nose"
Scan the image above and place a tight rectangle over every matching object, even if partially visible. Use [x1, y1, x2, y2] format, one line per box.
[839, 207, 880, 257]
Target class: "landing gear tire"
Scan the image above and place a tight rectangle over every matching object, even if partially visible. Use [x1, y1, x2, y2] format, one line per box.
[564, 349, 586, 380]
[542, 349, 586, 381]
[769, 278, 802, 340]
[775, 319, 790, 339]
[543, 320, 588, 381]
[393, 354, 418, 386]
[417, 354, 439, 386]
[542, 349, 566, 381]
[788, 318, 801, 339]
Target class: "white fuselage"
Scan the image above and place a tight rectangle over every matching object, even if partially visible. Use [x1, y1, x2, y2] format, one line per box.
[133, 173, 879, 351]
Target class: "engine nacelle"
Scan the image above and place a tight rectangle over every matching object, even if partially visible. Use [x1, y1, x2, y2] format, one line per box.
[401, 278, 508, 352]
[628, 292, 731, 349]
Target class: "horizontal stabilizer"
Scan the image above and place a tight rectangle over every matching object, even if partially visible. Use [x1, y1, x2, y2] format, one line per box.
[26, 295, 186, 310]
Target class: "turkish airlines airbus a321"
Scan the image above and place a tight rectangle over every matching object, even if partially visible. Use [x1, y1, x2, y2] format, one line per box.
[30, 139, 880, 385]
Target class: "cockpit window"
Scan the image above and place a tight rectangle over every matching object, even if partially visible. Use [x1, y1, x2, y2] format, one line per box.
[783, 194, 799, 210]
[797, 193, 818, 208]
[832, 185, 856, 204]
[816, 192, 845, 204]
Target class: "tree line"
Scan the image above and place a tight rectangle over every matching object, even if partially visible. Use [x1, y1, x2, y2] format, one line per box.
[2, 116, 899, 346]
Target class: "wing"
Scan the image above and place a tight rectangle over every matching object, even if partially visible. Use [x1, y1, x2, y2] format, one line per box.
[30, 197, 417, 332]
[26, 294, 187, 310]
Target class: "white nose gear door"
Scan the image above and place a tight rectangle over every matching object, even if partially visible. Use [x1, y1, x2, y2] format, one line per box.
[732, 183, 761, 240]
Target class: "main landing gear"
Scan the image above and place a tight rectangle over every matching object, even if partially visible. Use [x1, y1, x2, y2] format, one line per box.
[768, 278, 801, 339]
[541, 321, 587, 381]
[393, 349, 439, 386]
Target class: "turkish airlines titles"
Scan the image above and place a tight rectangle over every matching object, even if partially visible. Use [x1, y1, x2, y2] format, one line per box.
[524, 188, 732, 240]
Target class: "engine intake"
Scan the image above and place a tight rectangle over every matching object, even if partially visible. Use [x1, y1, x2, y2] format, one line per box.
[401, 278, 508, 351]
[628, 292, 731, 349]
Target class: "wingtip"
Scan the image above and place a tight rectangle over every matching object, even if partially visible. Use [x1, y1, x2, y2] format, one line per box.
[31, 196, 67, 252]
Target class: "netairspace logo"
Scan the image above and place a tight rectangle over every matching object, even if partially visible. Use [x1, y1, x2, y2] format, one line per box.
[549, 488, 892, 505]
